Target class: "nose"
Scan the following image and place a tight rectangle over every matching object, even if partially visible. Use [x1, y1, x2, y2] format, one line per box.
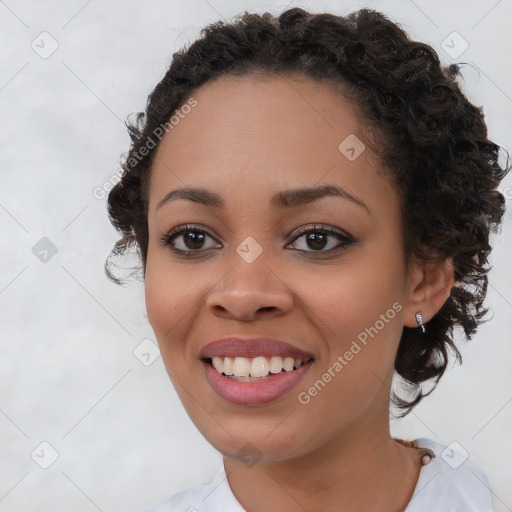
[204, 251, 294, 322]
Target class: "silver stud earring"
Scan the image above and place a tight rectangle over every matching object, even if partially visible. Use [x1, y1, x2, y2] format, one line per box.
[415, 312, 426, 333]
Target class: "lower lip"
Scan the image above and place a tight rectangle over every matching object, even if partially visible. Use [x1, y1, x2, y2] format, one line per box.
[202, 359, 313, 406]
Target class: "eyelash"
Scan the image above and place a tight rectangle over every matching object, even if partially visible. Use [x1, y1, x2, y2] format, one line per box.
[159, 223, 356, 258]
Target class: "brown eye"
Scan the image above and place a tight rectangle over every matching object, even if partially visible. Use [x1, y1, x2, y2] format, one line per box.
[159, 223, 356, 258]
[160, 225, 221, 254]
[287, 225, 355, 255]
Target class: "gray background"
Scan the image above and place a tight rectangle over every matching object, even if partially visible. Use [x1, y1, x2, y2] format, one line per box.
[1, 0, 511, 511]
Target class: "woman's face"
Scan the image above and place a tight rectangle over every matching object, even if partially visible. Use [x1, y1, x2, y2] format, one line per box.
[144, 74, 417, 463]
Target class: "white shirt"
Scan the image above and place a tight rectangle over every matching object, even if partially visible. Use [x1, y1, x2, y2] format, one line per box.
[141, 437, 493, 511]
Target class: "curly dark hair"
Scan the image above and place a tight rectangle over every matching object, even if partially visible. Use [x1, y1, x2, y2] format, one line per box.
[105, 7, 509, 416]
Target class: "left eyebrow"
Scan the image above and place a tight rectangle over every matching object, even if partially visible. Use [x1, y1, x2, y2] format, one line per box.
[156, 183, 370, 215]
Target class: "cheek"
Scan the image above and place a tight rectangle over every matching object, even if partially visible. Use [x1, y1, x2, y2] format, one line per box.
[310, 257, 404, 341]
[144, 247, 200, 360]
[301, 255, 405, 399]
[293, 280, 404, 434]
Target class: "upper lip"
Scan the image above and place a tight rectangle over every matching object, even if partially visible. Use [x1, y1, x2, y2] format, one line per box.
[199, 337, 315, 361]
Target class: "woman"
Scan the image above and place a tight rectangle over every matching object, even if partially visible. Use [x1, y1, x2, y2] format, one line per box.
[105, 7, 508, 511]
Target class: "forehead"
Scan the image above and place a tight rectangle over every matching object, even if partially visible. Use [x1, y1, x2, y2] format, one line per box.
[154, 72, 365, 160]
[148, 73, 391, 213]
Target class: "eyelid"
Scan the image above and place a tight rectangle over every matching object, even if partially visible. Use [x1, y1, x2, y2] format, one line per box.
[163, 223, 355, 243]
[160, 222, 356, 257]
[159, 224, 221, 253]
[287, 223, 356, 244]
[165, 223, 218, 240]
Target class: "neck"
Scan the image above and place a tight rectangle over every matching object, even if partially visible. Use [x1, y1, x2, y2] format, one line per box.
[222, 394, 422, 512]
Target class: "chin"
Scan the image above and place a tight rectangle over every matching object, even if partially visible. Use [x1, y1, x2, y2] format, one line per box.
[200, 421, 309, 464]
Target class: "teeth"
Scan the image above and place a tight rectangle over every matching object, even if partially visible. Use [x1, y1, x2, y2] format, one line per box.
[233, 357, 251, 377]
[283, 357, 294, 371]
[269, 356, 283, 373]
[251, 356, 269, 377]
[210, 355, 310, 377]
[224, 356, 234, 375]
[212, 356, 223, 373]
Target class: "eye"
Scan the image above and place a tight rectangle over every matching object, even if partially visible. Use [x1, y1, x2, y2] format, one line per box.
[160, 224, 221, 256]
[286, 224, 355, 255]
[159, 223, 356, 258]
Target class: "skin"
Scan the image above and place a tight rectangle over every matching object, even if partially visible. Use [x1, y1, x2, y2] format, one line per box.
[144, 73, 455, 512]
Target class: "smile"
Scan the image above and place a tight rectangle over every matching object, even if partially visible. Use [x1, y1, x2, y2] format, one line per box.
[202, 356, 314, 405]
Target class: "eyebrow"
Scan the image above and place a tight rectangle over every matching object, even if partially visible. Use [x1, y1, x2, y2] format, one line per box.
[156, 184, 370, 214]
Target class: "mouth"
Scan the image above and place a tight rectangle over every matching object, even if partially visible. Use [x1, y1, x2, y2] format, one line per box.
[198, 337, 315, 405]
[201, 355, 315, 406]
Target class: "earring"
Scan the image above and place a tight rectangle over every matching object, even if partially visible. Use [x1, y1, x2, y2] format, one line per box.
[415, 312, 426, 333]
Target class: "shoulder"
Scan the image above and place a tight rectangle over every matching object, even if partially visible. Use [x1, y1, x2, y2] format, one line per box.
[139, 464, 244, 512]
[405, 437, 493, 512]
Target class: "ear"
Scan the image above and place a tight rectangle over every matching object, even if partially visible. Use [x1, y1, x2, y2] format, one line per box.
[402, 257, 455, 328]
